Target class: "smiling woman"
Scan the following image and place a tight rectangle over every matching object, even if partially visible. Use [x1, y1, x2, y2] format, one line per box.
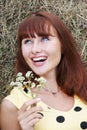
[21, 26, 61, 76]
[17, 15, 62, 76]
[1, 11, 87, 130]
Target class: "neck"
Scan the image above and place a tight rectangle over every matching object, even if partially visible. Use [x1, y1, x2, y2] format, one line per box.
[43, 76, 59, 93]
[42, 87, 58, 95]
[40, 70, 59, 94]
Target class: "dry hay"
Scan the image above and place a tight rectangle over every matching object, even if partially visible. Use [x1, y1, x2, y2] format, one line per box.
[0, 0, 87, 102]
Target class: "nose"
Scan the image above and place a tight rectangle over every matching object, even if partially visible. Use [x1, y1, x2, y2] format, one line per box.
[31, 40, 42, 54]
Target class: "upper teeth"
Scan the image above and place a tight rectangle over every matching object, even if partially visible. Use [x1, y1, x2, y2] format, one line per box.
[32, 57, 46, 62]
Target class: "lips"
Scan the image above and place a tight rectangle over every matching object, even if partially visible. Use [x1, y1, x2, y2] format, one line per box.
[31, 56, 47, 67]
[32, 56, 47, 62]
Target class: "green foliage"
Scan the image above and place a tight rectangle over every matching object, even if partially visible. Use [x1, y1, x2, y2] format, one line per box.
[0, 0, 87, 102]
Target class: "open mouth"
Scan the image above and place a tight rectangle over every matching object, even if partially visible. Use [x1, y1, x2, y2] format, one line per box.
[32, 56, 47, 62]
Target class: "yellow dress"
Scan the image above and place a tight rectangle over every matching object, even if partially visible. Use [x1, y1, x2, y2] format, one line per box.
[5, 87, 87, 130]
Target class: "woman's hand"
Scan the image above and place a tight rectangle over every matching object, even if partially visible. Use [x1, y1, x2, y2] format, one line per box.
[18, 98, 43, 130]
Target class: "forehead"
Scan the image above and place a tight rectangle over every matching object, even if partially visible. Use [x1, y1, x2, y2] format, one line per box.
[18, 15, 58, 40]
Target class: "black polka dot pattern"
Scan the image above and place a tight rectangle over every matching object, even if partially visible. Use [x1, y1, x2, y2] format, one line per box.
[80, 121, 87, 129]
[56, 116, 65, 123]
[42, 103, 86, 129]
[74, 106, 82, 112]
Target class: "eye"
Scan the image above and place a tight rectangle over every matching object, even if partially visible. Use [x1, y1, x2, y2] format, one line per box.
[24, 39, 32, 44]
[41, 36, 49, 42]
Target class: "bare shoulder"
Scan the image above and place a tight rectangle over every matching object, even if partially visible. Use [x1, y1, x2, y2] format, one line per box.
[1, 99, 18, 118]
[1, 99, 17, 111]
[1, 99, 21, 130]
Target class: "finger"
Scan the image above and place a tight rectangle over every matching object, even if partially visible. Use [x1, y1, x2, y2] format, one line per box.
[19, 118, 40, 130]
[23, 112, 43, 124]
[20, 98, 41, 112]
[19, 112, 43, 129]
[18, 106, 43, 120]
[27, 118, 41, 128]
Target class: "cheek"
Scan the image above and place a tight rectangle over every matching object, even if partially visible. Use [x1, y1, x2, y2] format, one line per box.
[56, 47, 61, 60]
[21, 45, 29, 59]
[51, 43, 61, 56]
[52, 44, 62, 63]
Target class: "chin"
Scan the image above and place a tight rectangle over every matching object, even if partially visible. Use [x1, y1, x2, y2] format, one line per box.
[33, 71, 46, 77]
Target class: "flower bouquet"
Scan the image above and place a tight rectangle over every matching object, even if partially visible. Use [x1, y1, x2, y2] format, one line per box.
[10, 71, 46, 98]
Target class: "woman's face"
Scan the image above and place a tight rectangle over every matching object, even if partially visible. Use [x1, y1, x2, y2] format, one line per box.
[21, 26, 61, 78]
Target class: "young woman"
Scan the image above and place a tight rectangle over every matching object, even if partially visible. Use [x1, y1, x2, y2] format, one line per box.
[1, 11, 87, 130]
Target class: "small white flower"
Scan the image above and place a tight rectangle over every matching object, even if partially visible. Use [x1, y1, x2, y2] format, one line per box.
[35, 78, 38, 81]
[23, 81, 31, 86]
[10, 81, 16, 87]
[17, 72, 23, 77]
[36, 77, 46, 91]
[25, 71, 32, 78]
[31, 82, 36, 88]
[23, 81, 27, 85]
[37, 84, 41, 88]
[37, 77, 46, 84]
[16, 76, 25, 82]
[15, 82, 23, 87]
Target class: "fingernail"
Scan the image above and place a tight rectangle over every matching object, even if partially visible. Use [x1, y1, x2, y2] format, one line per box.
[36, 98, 41, 101]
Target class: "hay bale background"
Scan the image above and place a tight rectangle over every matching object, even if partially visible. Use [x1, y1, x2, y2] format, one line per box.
[0, 0, 87, 102]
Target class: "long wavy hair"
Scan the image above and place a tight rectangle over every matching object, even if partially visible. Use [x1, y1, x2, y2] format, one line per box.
[16, 11, 87, 101]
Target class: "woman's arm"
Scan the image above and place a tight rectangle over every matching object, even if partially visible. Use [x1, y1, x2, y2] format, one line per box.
[1, 98, 43, 130]
[1, 99, 21, 130]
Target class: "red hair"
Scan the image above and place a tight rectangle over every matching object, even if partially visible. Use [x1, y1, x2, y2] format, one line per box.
[16, 11, 87, 101]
